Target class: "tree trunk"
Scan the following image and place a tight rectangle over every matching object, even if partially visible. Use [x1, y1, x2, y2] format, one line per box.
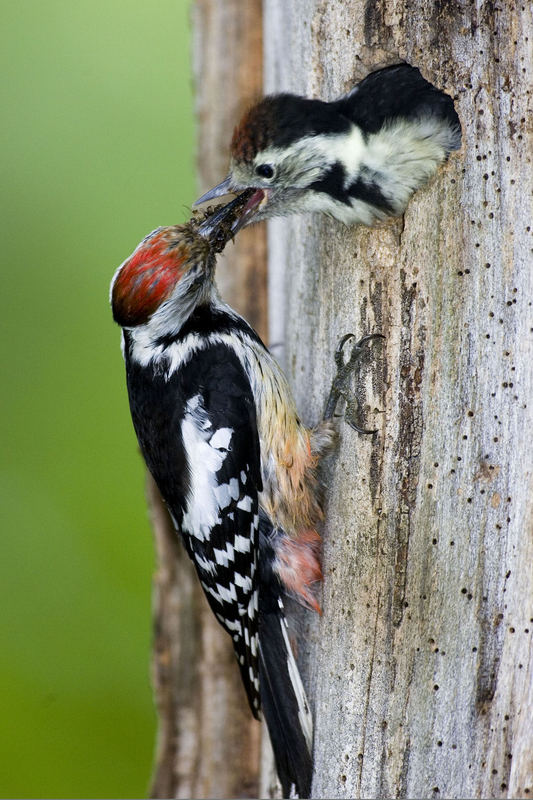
[149, 2, 265, 797]
[264, 1, 533, 799]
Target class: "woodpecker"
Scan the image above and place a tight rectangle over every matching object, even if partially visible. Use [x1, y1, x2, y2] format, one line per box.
[111, 194, 380, 796]
[195, 63, 461, 227]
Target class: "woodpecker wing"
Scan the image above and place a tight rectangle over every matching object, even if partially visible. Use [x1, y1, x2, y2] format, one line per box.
[125, 337, 263, 714]
[179, 355, 263, 714]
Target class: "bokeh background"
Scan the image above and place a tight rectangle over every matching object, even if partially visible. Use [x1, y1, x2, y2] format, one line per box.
[1, 0, 194, 795]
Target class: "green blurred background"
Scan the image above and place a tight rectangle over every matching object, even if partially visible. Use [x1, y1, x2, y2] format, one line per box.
[1, 0, 195, 795]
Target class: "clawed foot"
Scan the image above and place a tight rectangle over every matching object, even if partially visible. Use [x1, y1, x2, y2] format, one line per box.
[323, 333, 384, 434]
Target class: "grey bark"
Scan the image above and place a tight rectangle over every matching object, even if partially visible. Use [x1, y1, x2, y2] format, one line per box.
[264, 1, 532, 798]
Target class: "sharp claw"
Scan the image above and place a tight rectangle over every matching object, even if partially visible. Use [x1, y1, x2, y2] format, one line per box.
[345, 400, 379, 434]
[334, 333, 356, 370]
[354, 333, 385, 348]
[348, 423, 379, 435]
[324, 332, 384, 434]
[346, 417, 379, 435]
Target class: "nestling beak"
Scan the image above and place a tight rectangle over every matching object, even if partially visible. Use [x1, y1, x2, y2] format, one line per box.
[194, 175, 235, 206]
[197, 189, 267, 242]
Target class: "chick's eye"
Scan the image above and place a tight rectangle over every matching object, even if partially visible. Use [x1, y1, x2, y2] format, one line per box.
[255, 163, 274, 179]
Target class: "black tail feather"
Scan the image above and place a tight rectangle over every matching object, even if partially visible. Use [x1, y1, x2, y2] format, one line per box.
[259, 608, 313, 798]
[257, 511, 314, 797]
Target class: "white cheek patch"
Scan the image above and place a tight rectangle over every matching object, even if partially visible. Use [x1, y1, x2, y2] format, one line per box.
[308, 126, 366, 176]
[251, 128, 366, 190]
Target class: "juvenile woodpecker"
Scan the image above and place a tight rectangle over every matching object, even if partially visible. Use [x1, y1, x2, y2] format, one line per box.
[195, 63, 461, 227]
[111, 194, 380, 796]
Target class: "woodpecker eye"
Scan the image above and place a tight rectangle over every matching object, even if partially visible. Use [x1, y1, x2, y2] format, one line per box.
[255, 163, 275, 179]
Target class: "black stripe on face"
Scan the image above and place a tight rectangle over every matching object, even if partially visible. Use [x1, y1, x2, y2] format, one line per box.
[309, 161, 395, 214]
[309, 161, 350, 204]
[347, 168, 395, 213]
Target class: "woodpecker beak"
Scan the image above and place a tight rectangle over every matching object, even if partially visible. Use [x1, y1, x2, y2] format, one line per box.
[197, 189, 266, 242]
[230, 189, 267, 232]
[194, 175, 234, 206]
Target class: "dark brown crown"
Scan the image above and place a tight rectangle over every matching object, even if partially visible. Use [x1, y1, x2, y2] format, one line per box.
[230, 94, 351, 164]
[231, 97, 279, 163]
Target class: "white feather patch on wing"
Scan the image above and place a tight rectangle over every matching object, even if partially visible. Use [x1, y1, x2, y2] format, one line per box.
[210, 427, 233, 450]
[234, 534, 251, 553]
[180, 394, 233, 540]
[213, 541, 235, 567]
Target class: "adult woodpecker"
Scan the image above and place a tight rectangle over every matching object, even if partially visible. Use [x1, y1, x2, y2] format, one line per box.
[195, 63, 461, 227]
[111, 194, 381, 797]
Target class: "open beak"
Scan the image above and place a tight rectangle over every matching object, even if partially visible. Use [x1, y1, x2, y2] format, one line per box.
[194, 175, 234, 206]
[197, 189, 267, 241]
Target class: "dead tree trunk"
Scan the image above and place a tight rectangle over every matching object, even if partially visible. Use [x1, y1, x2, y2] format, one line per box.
[149, 2, 265, 797]
[264, 1, 533, 798]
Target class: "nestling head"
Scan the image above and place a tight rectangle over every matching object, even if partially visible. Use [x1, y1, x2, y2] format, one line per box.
[195, 94, 352, 223]
[194, 65, 461, 227]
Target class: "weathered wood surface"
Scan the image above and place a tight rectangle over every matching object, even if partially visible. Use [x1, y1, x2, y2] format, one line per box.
[149, 1, 265, 796]
[264, 1, 532, 798]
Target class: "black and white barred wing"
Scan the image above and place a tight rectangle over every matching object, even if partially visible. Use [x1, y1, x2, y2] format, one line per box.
[177, 345, 263, 714]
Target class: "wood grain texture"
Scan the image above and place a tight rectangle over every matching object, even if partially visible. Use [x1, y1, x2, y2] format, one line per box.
[264, 1, 532, 798]
[149, 2, 265, 796]
[193, 0, 268, 342]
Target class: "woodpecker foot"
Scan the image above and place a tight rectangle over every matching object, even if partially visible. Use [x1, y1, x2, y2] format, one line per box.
[323, 333, 384, 434]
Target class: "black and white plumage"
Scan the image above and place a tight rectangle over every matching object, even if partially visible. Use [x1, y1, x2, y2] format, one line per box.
[195, 63, 461, 227]
[125, 329, 263, 710]
[111, 204, 330, 796]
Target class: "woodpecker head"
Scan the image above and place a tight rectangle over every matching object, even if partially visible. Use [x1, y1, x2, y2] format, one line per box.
[195, 94, 354, 224]
[111, 191, 257, 338]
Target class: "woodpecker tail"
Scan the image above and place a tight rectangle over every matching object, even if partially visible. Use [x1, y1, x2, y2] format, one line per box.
[259, 598, 313, 798]
[258, 514, 313, 798]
